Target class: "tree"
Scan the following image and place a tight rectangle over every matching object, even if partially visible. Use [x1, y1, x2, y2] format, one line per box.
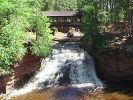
[42, 0, 78, 11]
[0, 0, 52, 75]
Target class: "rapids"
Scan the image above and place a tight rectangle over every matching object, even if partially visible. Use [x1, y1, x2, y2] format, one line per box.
[8, 43, 103, 99]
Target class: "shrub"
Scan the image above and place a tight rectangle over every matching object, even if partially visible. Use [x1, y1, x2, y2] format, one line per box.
[81, 5, 109, 53]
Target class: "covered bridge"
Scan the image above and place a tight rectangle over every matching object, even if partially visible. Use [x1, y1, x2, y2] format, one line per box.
[42, 11, 83, 32]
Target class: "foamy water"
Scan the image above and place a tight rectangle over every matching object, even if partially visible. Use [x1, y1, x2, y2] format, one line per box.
[8, 43, 103, 99]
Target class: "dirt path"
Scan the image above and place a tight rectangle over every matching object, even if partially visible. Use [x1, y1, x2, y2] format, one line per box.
[52, 31, 83, 45]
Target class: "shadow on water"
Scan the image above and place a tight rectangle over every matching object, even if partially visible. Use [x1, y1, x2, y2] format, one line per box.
[53, 87, 82, 100]
[36, 86, 83, 100]
[104, 80, 133, 96]
[9, 87, 83, 100]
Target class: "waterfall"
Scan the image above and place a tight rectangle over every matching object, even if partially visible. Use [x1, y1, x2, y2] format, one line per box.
[8, 43, 103, 98]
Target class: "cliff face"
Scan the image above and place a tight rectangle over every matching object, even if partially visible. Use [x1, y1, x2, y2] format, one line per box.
[95, 54, 133, 81]
[0, 49, 41, 94]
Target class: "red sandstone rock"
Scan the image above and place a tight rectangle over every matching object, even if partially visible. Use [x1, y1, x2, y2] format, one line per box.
[95, 54, 133, 81]
[0, 50, 41, 94]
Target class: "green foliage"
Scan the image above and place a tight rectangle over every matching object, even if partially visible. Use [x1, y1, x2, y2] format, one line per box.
[42, 0, 78, 11]
[0, 0, 29, 75]
[0, 0, 52, 75]
[79, 0, 130, 53]
[31, 36, 53, 57]
[54, 0, 77, 11]
[31, 14, 53, 57]
[81, 5, 109, 53]
[0, 22, 27, 75]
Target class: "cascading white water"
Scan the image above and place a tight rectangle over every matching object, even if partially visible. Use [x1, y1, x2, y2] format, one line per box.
[8, 43, 103, 99]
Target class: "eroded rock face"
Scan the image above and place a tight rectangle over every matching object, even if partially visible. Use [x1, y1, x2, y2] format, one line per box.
[0, 49, 40, 94]
[95, 54, 133, 81]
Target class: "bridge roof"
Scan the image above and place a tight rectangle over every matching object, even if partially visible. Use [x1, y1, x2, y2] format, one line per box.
[42, 11, 82, 17]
